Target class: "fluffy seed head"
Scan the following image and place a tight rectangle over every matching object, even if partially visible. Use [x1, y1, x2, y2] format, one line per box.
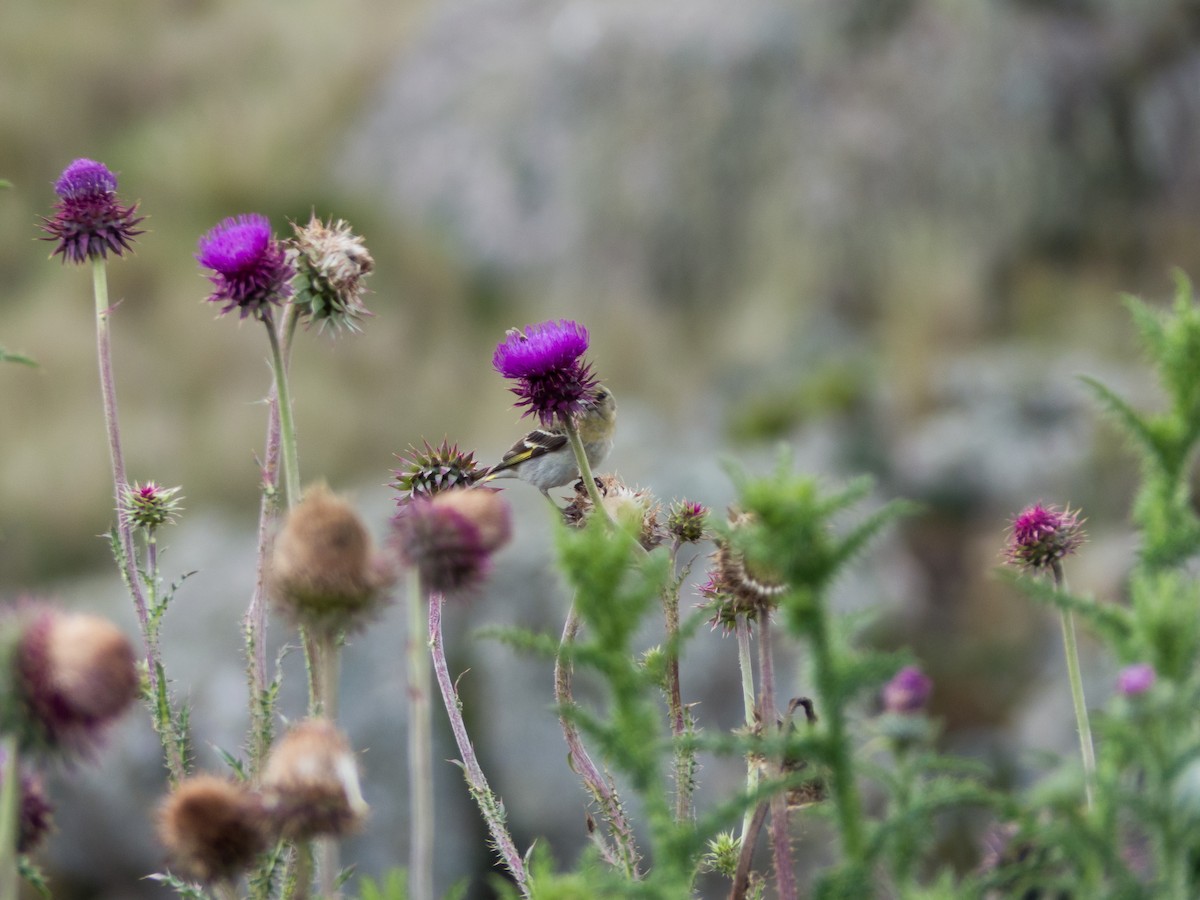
[289, 215, 374, 333]
[157, 775, 269, 883]
[492, 319, 599, 426]
[40, 158, 144, 263]
[1006, 503, 1085, 572]
[391, 439, 481, 501]
[3, 607, 138, 757]
[269, 484, 391, 634]
[563, 474, 665, 548]
[196, 214, 294, 320]
[262, 718, 367, 840]
[392, 489, 512, 598]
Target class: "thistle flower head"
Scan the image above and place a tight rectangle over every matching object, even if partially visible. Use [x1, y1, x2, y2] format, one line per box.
[157, 775, 270, 883]
[492, 319, 599, 426]
[262, 718, 367, 840]
[120, 481, 183, 531]
[882, 665, 933, 715]
[40, 158, 144, 264]
[269, 483, 393, 635]
[289, 215, 374, 334]
[0, 605, 138, 758]
[391, 439, 481, 502]
[563, 474, 665, 548]
[667, 500, 709, 544]
[1006, 503, 1086, 572]
[699, 510, 787, 632]
[196, 214, 294, 320]
[1117, 662, 1156, 696]
[392, 488, 512, 598]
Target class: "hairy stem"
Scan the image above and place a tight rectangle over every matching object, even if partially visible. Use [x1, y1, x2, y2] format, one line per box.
[555, 602, 641, 878]
[264, 314, 300, 510]
[429, 593, 530, 895]
[757, 610, 797, 900]
[245, 383, 281, 779]
[663, 543, 693, 822]
[736, 616, 760, 848]
[407, 569, 434, 900]
[92, 258, 185, 782]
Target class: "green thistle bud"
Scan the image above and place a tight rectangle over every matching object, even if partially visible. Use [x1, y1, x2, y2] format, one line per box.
[667, 500, 708, 543]
[391, 439, 481, 502]
[120, 481, 183, 531]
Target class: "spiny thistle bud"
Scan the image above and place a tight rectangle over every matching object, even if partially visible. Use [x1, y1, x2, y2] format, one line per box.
[492, 319, 599, 426]
[1117, 662, 1156, 697]
[667, 500, 708, 544]
[1005, 503, 1085, 572]
[196, 213, 294, 321]
[391, 488, 512, 598]
[40, 158, 144, 264]
[157, 775, 270, 883]
[0, 752, 54, 854]
[881, 665, 933, 715]
[391, 439, 481, 502]
[0, 606, 138, 758]
[289, 215, 374, 333]
[262, 718, 367, 840]
[700, 831, 742, 877]
[120, 481, 183, 531]
[699, 510, 788, 632]
[269, 483, 393, 634]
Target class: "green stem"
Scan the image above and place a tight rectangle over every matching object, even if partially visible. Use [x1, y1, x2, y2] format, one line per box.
[313, 630, 343, 898]
[758, 610, 797, 900]
[0, 737, 18, 900]
[563, 418, 611, 524]
[92, 258, 185, 783]
[1054, 561, 1096, 809]
[808, 601, 865, 862]
[736, 616, 760, 844]
[407, 569, 434, 900]
[264, 315, 300, 509]
[663, 543, 692, 822]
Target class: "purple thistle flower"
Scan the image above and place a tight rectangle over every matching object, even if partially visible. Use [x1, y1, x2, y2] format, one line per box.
[40, 158, 144, 264]
[882, 665, 932, 714]
[1006, 503, 1086, 572]
[492, 319, 598, 425]
[1117, 662, 1156, 696]
[196, 214, 294, 320]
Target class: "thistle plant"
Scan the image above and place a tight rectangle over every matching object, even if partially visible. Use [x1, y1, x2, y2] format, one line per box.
[28, 154, 1200, 900]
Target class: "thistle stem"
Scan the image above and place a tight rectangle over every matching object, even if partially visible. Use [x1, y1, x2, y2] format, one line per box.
[1052, 561, 1096, 809]
[0, 737, 19, 900]
[757, 610, 797, 900]
[735, 616, 760, 844]
[407, 569, 434, 900]
[555, 602, 641, 878]
[92, 258, 184, 783]
[245, 384, 281, 779]
[808, 599, 865, 861]
[563, 419, 611, 523]
[663, 543, 692, 822]
[264, 314, 300, 510]
[428, 593, 530, 896]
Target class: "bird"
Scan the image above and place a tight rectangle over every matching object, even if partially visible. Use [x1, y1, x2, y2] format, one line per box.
[474, 385, 616, 500]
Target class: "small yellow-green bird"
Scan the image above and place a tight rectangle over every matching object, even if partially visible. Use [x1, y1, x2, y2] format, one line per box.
[475, 385, 616, 499]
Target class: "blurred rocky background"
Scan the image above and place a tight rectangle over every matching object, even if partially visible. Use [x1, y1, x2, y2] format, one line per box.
[3, 0, 1200, 896]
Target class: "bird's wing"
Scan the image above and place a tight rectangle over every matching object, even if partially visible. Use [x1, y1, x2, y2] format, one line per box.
[489, 428, 569, 473]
